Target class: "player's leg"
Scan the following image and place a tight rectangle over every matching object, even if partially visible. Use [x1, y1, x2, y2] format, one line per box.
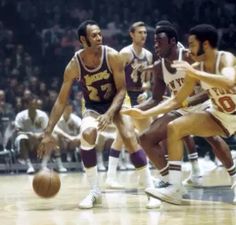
[105, 131, 125, 189]
[78, 112, 101, 209]
[205, 135, 236, 203]
[139, 112, 178, 185]
[15, 133, 35, 174]
[182, 135, 202, 186]
[114, 113, 161, 209]
[146, 112, 226, 205]
[95, 133, 106, 172]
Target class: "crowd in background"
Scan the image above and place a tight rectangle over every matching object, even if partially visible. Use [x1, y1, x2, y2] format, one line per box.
[0, 0, 236, 162]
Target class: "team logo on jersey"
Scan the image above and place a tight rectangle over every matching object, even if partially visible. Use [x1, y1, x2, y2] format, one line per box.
[84, 70, 110, 86]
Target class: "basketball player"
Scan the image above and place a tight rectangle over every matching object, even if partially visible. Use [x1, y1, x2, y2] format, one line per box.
[123, 24, 236, 205]
[123, 21, 207, 187]
[122, 22, 236, 189]
[15, 96, 66, 174]
[105, 21, 153, 188]
[37, 20, 160, 209]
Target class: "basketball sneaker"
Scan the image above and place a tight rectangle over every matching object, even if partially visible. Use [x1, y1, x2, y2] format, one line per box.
[146, 196, 161, 209]
[145, 185, 183, 205]
[57, 166, 67, 173]
[105, 178, 124, 189]
[97, 163, 106, 172]
[182, 175, 203, 187]
[232, 183, 236, 204]
[79, 191, 102, 209]
[55, 157, 67, 173]
[153, 178, 170, 188]
[231, 177, 236, 204]
[27, 166, 35, 174]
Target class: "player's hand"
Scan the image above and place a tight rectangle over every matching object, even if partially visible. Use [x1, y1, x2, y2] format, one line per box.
[97, 113, 113, 131]
[121, 108, 147, 119]
[137, 92, 148, 104]
[171, 60, 195, 74]
[37, 134, 58, 159]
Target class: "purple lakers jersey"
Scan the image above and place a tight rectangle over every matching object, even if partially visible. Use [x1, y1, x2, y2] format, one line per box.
[125, 46, 149, 92]
[75, 46, 117, 114]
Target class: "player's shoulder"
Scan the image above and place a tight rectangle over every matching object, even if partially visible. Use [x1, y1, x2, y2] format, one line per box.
[143, 48, 153, 62]
[220, 50, 236, 66]
[63, 54, 81, 80]
[16, 110, 27, 119]
[105, 45, 118, 55]
[143, 47, 152, 56]
[105, 45, 123, 64]
[119, 45, 132, 54]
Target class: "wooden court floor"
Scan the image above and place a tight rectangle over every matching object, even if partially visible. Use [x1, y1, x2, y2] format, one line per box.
[0, 165, 236, 225]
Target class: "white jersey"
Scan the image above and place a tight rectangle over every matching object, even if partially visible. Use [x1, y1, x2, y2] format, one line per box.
[162, 48, 209, 115]
[55, 113, 81, 135]
[200, 51, 236, 136]
[162, 48, 186, 95]
[15, 109, 48, 132]
[200, 51, 236, 115]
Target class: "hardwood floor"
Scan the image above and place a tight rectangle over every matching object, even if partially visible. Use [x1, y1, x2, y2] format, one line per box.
[0, 165, 236, 225]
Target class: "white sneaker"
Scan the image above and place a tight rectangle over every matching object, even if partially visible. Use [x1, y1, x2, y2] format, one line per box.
[79, 192, 102, 209]
[105, 178, 124, 189]
[98, 163, 106, 172]
[27, 166, 35, 174]
[126, 163, 135, 170]
[66, 153, 72, 162]
[146, 197, 161, 209]
[145, 185, 183, 205]
[232, 182, 236, 204]
[57, 166, 67, 173]
[118, 160, 127, 171]
[18, 159, 26, 165]
[153, 178, 170, 188]
[182, 175, 203, 187]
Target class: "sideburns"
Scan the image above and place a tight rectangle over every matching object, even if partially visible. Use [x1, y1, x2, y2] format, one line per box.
[85, 36, 91, 47]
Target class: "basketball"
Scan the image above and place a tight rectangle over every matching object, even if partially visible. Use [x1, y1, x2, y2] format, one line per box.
[32, 169, 61, 198]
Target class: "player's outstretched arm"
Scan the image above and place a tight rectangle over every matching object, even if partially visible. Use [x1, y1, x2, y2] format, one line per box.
[37, 58, 79, 158]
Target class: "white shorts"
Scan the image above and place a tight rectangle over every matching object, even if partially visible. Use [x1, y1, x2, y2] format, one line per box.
[207, 108, 236, 137]
[176, 100, 210, 115]
[15, 134, 29, 152]
[15, 133, 41, 153]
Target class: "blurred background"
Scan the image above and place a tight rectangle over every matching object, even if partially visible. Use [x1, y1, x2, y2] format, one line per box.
[0, 0, 235, 173]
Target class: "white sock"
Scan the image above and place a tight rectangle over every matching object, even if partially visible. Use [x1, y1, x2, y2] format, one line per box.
[188, 153, 201, 176]
[137, 166, 154, 188]
[169, 161, 182, 187]
[107, 156, 119, 179]
[26, 159, 33, 168]
[159, 164, 169, 183]
[85, 166, 100, 193]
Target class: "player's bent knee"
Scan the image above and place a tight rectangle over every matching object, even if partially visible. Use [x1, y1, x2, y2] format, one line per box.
[80, 128, 97, 150]
[167, 121, 182, 138]
[82, 127, 97, 145]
